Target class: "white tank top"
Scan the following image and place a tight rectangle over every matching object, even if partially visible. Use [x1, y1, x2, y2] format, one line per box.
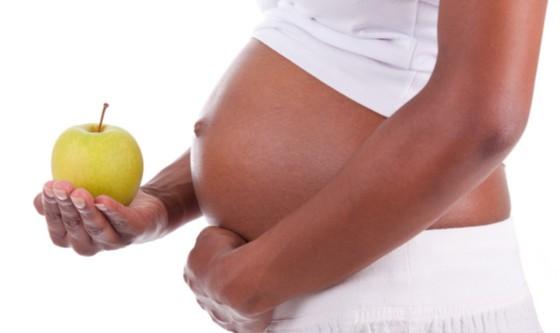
[252, 0, 440, 117]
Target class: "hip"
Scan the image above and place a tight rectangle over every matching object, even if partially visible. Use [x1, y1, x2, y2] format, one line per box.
[265, 215, 542, 333]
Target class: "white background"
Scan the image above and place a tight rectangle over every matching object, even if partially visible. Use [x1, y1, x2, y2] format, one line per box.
[0, 0, 557, 332]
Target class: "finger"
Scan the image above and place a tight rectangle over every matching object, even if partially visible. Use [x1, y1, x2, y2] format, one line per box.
[209, 308, 231, 327]
[52, 180, 98, 256]
[42, 181, 68, 247]
[70, 188, 122, 249]
[34, 192, 45, 215]
[94, 195, 138, 239]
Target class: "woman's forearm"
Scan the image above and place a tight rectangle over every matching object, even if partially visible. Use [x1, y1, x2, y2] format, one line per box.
[238, 78, 524, 314]
[216, 0, 547, 316]
[141, 149, 202, 235]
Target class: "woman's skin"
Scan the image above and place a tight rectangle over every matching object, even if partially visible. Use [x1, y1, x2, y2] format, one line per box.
[33, 0, 547, 331]
[189, 39, 512, 241]
[33, 152, 200, 255]
[185, 0, 548, 330]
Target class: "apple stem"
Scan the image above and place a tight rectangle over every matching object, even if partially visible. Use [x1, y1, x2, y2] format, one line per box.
[98, 103, 109, 132]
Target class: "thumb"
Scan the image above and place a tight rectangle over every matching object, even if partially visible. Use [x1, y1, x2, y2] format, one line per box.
[195, 226, 248, 253]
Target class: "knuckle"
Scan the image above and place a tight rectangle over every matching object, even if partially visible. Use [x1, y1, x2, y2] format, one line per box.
[43, 196, 58, 205]
[186, 276, 196, 290]
[182, 266, 196, 289]
[62, 217, 82, 230]
[210, 309, 229, 325]
[184, 259, 197, 280]
[45, 210, 62, 221]
[111, 220, 126, 230]
[105, 213, 128, 229]
[196, 299, 204, 309]
[83, 223, 104, 236]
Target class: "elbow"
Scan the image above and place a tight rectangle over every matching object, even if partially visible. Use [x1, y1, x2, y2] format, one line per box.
[472, 101, 530, 157]
[428, 66, 532, 157]
[427, 62, 532, 156]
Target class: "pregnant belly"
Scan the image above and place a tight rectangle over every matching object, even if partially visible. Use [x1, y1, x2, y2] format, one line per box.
[190, 38, 511, 241]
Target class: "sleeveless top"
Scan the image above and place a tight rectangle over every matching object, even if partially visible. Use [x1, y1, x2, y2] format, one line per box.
[252, 0, 440, 117]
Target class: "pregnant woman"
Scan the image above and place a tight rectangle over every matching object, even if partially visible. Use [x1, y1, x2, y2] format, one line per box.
[34, 0, 547, 332]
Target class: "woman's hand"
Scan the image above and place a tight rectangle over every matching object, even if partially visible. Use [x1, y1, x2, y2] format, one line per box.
[33, 180, 168, 256]
[184, 226, 273, 333]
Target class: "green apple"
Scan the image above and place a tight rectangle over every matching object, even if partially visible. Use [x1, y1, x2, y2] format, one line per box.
[51, 104, 143, 206]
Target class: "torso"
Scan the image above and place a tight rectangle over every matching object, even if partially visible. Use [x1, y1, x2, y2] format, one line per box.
[190, 39, 511, 242]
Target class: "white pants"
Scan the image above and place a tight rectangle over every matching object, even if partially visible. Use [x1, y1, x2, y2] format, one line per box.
[264, 216, 543, 333]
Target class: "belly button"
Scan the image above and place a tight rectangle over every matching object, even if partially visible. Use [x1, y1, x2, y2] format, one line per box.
[193, 120, 205, 137]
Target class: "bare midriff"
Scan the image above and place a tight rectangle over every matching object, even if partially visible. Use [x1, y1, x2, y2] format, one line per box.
[190, 38, 511, 242]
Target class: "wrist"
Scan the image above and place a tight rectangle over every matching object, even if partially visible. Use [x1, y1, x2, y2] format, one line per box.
[140, 184, 182, 226]
[129, 187, 170, 243]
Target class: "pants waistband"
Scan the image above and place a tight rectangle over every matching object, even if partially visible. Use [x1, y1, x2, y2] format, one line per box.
[271, 216, 532, 321]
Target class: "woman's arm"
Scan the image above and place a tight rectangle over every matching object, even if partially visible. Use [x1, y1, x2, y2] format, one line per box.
[141, 148, 203, 237]
[208, 0, 548, 316]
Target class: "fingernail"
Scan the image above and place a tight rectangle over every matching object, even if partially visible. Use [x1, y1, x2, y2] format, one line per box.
[71, 196, 85, 209]
[53, 188, 67, 200]
[95, 203, 107, 211]
[44, 186, 54, 198]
